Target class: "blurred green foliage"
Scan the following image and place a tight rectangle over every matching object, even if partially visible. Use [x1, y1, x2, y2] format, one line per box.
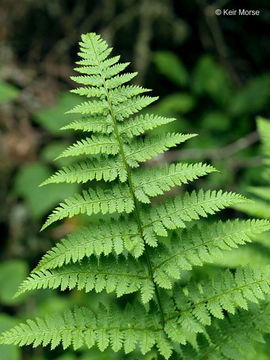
[0, 80, 19, 103]
[0, 261, 28, 305]
[153, 52, 270, 138]
[0, 314, 20, 360]
[13, 163, 79, 219]
[34, 93, 80, 135]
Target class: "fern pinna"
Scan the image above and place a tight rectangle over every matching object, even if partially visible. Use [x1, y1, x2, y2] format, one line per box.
[2, 33, 270, 359]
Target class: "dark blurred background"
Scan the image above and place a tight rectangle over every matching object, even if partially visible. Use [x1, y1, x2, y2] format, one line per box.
[0, 1, 270, 359]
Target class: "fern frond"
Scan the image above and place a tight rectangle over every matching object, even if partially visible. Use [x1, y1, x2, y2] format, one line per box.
[151, 219, 270, 287]
[133, 163, 216, 203]
[142, 190, 247, 245]
[164, 267, 270, 344]
[41, 185, 134, 230]
[55, 135, 119, 159]
[0, 305, 172, 358]
[126, 133, 197, 167]
[187, 302, 270, 360]
[3, 32, 268, 360]
[118, 114, 176, 138]
[36, 221, 143, 271]
[16, 257, 155, 302]
[40, 158, 126, 186]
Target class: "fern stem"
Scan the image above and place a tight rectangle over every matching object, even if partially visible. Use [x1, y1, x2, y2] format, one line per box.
[88, 37, 165, 327]
[107, 88, 166, 327]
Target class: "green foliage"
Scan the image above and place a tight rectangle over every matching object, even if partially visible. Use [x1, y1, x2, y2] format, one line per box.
[0, 80, 19, 103]
[180, 302, 270, 359]
[153, 51, 188, 87]
[231, 117, 270, 273]
[229, 75, 270, 116]
[13, 163, 79, 219]
[192, 55, 232, 106]
[234, 117, 270, 220]
[151, 52, 270, 178]
[34, 93, 81, 135]
[152, 93, 195, 116]
[2, 33, 270, 360]
[0, 260, 28, 305]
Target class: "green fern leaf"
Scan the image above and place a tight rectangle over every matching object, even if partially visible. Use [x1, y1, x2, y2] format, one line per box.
[66, 99, 108, 115]
[2, 32, 269, 360]
[16, 257, 155, 302]
[55, 135, 119, 159]
[133, 163, 216, 203]
[126, 133, 196, 167]
[70, 86, 105, 97]
[164, 267, 270, 344]
[185, 302, 270, 360]
[110, 85, 151, 104]
[40, 157, 126, 186]
[142, 190, 247, 242]
[247, 186, 270, 202]
[35, 220, 143, 271]
[118, 114, 176, 138]
[61, 115, 114, 133]
[0, 305, 168, 356]
[106, 72, 138, 89]
[113, 96, 158, 121]
[41, 185, 134, 230]
[151, 219, 270, 285]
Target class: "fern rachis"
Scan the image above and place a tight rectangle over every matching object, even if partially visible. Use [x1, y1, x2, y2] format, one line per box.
[1, 33, 270, 359]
